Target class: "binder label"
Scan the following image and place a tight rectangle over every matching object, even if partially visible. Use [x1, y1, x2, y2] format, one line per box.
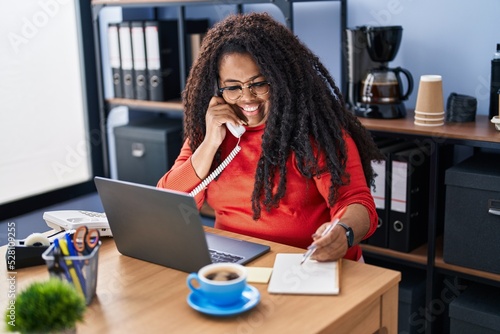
[391, 160, 408, 213]
[145, 26, 160, 70]
[131, 26, 146, 70]
[119, 25, 133, 70]
[107, 25, 121, 68]
[371, 160, 386, 209]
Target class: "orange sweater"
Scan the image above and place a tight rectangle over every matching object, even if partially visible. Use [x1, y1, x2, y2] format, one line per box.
[157, 123, 377, 261]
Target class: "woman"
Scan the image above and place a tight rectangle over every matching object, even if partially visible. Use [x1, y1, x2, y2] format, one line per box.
[157, 12, 383, 262]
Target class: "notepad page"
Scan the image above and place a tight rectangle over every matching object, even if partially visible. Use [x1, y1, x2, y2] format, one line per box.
[267, 253, 339, 295]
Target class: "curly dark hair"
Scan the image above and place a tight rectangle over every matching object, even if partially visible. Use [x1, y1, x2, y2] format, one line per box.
[183, 12, 382, 219]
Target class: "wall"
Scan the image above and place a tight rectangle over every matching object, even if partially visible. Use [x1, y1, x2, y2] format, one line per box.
[345, 0, 500, 116]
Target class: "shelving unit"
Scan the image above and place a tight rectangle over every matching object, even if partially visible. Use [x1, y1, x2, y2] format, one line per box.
[359, 110, 500, 333]
[90, 0, 347, 176]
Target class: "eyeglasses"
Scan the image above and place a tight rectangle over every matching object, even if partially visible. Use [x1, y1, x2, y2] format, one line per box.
[218, 81, 271, 101]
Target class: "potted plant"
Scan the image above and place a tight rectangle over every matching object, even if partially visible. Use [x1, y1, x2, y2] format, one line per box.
[4, 278, 86, 333]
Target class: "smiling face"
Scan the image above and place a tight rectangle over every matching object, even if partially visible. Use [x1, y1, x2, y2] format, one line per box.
[218, 53, 271, 127]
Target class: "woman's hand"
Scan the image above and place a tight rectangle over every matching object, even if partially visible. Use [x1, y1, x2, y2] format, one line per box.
[190, 96, 246, 180]
[204, 96, 246, 148]
[310, 204, 370, 262]
[310, 224, 348, 262]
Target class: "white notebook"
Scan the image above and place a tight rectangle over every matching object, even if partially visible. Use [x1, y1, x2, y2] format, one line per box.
[267, 253, 340, 295]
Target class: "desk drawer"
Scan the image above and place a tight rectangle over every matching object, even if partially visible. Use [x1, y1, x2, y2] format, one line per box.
[329, 297, 380, 334]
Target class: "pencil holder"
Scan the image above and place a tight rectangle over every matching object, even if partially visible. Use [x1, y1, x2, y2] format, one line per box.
[42, 241, 101, 305]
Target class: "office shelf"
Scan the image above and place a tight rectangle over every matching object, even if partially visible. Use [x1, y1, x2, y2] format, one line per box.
[359, 110, 500, 333]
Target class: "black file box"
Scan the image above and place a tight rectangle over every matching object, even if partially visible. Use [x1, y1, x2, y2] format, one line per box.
[387, 145, 430, 252]
[443, 153, 500, 274]
[449, 283, 500, 334]
[114, 118, 183, 186]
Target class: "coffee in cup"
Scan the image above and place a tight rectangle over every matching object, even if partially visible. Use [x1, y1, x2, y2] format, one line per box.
[205, 269, 240, 281]
[186, 263, 247, 306]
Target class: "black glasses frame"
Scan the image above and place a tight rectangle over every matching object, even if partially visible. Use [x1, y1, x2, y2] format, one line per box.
[218, 81, 271, 101]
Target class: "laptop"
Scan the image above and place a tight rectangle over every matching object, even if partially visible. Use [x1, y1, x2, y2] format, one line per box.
[94, 177, 270, 273]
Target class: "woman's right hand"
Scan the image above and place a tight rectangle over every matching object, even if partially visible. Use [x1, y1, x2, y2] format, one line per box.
[204, 95, 246, 148]
[190, 96, 246, 180]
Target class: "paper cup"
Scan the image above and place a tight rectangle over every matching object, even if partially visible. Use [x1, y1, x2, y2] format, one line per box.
[415, 75, 444, 114]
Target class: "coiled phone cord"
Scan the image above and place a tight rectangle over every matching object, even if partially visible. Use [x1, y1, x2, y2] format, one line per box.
[189, 138, 242, 197]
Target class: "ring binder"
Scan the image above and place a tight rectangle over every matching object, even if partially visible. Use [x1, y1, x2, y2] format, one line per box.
[107, 23, 123, 98]
[144, 21, 180, 102]
[388, 144, 430, 252]
[131, 21, 148, 100]
[369, 140, 416, 248]
[119, 21, 135, 99]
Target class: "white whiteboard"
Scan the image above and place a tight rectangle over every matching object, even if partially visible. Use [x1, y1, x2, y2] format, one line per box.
[0, 0, 92, 204]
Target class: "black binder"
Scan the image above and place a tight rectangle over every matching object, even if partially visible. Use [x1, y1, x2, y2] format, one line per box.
[118, 21, 135, 99]
[387, 144, 430, 252]
[369, 140, 417, 248]
[144, 21, 180, 102]
[185, 19, 209, 74]
[107, 23, 123, 98]
[131, 21, 148, 100]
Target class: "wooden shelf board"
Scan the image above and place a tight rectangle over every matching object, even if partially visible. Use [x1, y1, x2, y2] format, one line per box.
[361, 243, 428, 266]
[106, 98, 184, 113]
[359, 110, 500, 144]
[434, 236, 500, 282]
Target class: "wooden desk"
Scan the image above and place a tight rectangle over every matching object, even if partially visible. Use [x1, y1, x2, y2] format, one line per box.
[2, 228, 400, 334]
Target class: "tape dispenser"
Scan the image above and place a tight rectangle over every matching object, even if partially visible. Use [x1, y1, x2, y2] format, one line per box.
[5, 233, 53, 270]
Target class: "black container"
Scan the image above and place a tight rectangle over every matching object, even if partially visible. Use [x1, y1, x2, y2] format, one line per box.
[489, 44, 500, 120]
[449, 283, 500, 334]
[399, 272, 426, 334]
[114, 117, 183, 186]
[443, 153, 500, 274]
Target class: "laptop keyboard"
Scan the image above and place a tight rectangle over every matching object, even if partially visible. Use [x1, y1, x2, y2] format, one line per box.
[209, 249, 243, 263]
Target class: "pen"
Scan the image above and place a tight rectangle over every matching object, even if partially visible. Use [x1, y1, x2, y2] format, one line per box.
[59, 238, 86, 298]
[52, 239, 73, 283]
[300, 207, 347, 265]
[65, 233, 87, 292]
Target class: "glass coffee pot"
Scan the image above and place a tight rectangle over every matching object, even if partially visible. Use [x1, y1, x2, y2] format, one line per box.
[354, 25, 413, 118]
[361, 66, 413, 104]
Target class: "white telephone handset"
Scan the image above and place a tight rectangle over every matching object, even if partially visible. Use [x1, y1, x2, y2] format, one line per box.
[189, 122, 245, 196]
[226, 122, 246, 138]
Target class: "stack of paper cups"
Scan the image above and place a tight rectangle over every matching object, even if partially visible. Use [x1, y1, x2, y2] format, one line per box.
[414, 75, 445, 126]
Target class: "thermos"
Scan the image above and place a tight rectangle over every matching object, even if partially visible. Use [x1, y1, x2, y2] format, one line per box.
[489, 44, 500, 120]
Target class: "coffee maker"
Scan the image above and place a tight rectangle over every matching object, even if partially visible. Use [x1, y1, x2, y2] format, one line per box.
[345, 26, 413, 119]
